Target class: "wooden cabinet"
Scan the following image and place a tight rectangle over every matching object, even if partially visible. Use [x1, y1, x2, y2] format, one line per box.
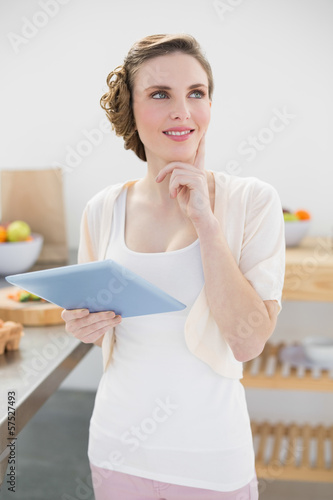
[241, 237, 333, 483]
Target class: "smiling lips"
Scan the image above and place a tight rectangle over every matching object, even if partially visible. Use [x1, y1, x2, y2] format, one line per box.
[163, 127, 195, 141]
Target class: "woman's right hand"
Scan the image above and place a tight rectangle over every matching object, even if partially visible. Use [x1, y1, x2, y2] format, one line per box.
[61, 309, 122, 345]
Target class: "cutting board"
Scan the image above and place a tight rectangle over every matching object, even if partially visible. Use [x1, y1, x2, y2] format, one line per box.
[0, 286, 64, 326]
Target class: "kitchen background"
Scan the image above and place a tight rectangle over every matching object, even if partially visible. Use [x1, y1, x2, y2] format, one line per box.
[1, 0, 333, 498]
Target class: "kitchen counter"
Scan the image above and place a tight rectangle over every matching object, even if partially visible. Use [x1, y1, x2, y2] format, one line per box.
[0, 251, 93, 489]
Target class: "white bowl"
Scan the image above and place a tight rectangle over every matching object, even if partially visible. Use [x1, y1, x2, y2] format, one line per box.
[284, 220, 310, 247]
[0, 233, 44, 276]
[301, 336, 333, 364]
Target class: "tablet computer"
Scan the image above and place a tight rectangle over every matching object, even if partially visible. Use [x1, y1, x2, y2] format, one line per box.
[5, 260, 186, 318]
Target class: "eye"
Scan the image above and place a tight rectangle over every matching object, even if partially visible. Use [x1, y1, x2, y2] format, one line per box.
[151, 91, 169, 99]
[189, 90, 205, 98]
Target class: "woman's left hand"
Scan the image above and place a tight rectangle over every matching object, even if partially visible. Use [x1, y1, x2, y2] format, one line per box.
[155, 134, 213, 226]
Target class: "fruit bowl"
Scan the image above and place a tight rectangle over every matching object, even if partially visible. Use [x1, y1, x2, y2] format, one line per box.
[284, 220, 310, 247]
[283, 209, 311, 247]
[0, 234, 44, 276]
[301, 337, 333, 365]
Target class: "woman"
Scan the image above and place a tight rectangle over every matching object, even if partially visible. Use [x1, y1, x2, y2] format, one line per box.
[62, 34, 285, 500]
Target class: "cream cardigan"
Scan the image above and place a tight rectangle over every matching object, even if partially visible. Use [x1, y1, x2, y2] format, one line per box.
[78, 169, 285, 379]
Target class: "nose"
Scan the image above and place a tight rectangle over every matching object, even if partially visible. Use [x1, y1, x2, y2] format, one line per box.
[169, 97, 190, 121]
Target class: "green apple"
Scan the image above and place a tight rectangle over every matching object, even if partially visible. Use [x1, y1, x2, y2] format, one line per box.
[7, 220, 31, 242]
[283, 213, 299, 222]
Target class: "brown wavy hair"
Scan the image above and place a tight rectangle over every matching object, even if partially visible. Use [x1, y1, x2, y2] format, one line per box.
[100, 34, 214, 162]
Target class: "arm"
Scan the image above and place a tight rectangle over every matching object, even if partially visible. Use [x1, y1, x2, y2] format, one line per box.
[156, 135, 284, 363]
[77, 203, 106, 347]
[64, 201, 121, 347]
[194, 215, 279, 362]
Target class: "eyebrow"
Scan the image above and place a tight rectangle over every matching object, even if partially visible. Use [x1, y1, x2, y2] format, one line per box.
[145, 83, 208, 92]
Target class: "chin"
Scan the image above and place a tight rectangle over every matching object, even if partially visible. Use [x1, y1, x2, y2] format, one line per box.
[165, 147, 196, 164]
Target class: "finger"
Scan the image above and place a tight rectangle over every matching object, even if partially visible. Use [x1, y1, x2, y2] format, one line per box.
[169, 174, 198, 198]
[155, 164, 176, 183]
[62, 309, 118, 323]
[66, 310, 120, 333]
[69, 318, 121, 342]
[194, 133, 206, 171]
[66, 315, 122, 337]
[61, 308, 89, 321]
[156, 162, 199, 183]
[73, 322, 120, 344]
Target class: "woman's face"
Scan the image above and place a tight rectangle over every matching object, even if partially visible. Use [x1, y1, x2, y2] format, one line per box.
[132, 53, 211, 165]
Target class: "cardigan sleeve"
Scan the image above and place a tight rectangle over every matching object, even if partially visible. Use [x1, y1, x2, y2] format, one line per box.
[238, 180, 286, 314]
[77, 185, 113, 264]
[76, 186, 118, 371]
[77, 203, 97, 264]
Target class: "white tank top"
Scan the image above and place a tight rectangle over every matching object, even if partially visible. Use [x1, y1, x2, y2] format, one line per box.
[88, 187, 255, 492]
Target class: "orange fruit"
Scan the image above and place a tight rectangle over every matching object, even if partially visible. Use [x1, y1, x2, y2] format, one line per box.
[0, 225, 7, 243]
[295, 209, 311, 220]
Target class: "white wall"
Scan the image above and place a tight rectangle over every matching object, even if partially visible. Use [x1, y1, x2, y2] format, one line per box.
[1, 0, 332, 243]
[1, 0, 332, 424]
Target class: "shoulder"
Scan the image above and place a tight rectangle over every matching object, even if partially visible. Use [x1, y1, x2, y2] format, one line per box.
[78, 180, 134, 262]
[212, 170, 281, 208]
[85, 182, 124, 214]
[83, 179, 138, 223]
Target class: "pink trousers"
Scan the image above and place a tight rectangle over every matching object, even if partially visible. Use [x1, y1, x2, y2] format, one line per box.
[89, 463, 259, 500]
